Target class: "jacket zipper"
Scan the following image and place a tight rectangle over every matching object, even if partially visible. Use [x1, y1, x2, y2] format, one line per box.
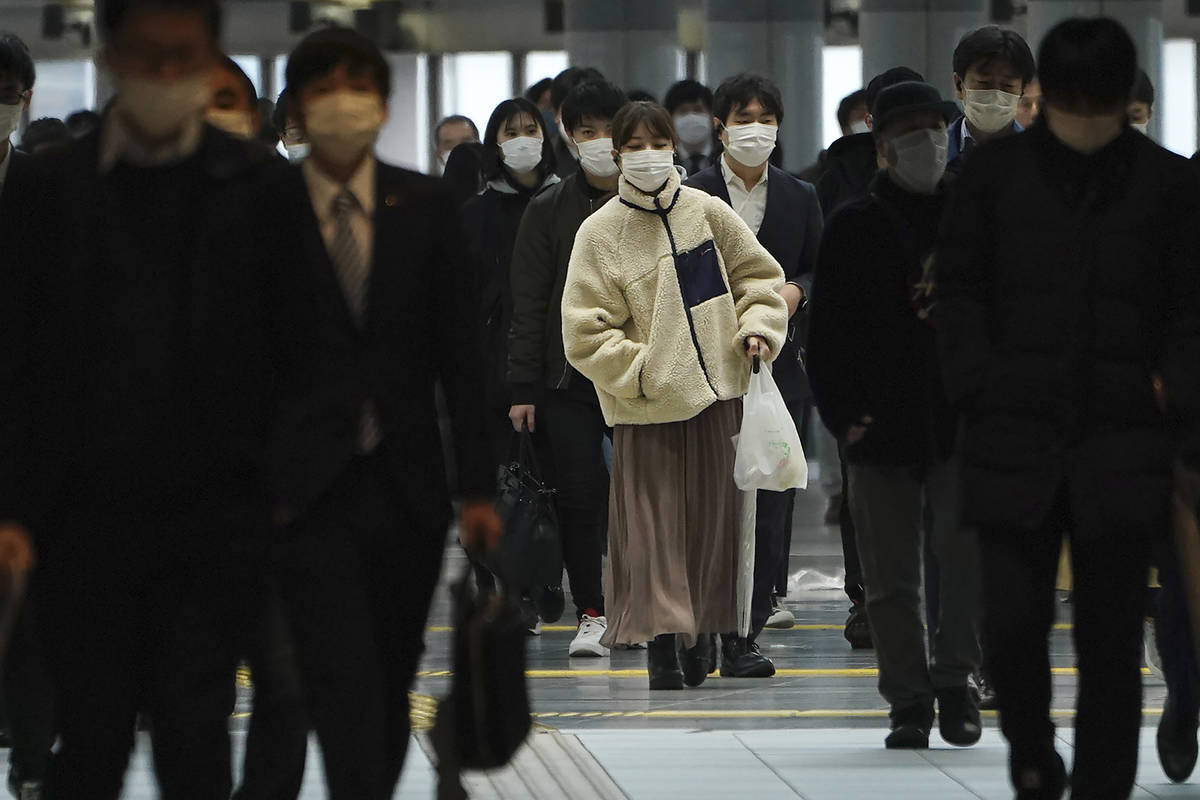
[638, 192, 719, 399]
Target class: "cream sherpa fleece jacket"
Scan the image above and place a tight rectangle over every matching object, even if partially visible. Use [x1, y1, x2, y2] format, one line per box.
[562, 168, 788, 426]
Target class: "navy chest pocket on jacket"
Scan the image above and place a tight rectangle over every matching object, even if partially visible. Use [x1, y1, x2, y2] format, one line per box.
[674, 240, 727, 308]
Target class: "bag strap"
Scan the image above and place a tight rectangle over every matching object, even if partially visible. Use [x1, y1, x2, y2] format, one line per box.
[511, 423, 546, 481]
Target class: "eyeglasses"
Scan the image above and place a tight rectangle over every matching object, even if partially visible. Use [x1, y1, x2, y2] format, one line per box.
[0, 90, 29, 106]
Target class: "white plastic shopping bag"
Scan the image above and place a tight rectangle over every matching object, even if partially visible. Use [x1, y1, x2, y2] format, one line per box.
[733, 363, 808, 492]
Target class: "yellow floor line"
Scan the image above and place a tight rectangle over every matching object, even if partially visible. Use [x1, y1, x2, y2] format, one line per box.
[531, 708, 1164, 720]
[416, 666, 1147, 679]
[425, 623, 1076, 634]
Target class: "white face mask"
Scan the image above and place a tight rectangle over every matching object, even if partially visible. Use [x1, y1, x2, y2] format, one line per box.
[1132, 122, 1150, 136]
[961, 88, 1021, 134]
[575, 137, 618, 178]
[304, 90, 386, 167]
[620, 149, 677, 193]
[285, 142, 310, 163]
[850, 120, 871, 135]
[887, 127, 948, 195]
[723, 122, 777, 168]
[205, 108, 256, 140]
[0, 101, 21, 143]
[116, 74, 209, 139]
[500, 135, 543, 174]
[674, 112, 712, 148]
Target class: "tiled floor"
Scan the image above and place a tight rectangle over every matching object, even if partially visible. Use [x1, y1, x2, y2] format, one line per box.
[13, 434, 1189, 798]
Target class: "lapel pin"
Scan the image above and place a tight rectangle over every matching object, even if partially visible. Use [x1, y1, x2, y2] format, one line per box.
[385, 194, 398, 207]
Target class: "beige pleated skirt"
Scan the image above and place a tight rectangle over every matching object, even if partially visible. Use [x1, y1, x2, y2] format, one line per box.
[602, 399, 745, 647]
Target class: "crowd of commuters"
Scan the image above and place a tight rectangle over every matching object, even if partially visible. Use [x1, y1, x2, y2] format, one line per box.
[0, 1, 1199, 799]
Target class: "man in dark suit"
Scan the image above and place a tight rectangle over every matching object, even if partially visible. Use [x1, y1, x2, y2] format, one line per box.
[946, 25, 1035, 175]
[685, 73, 822, 678]
[0, 1, 352, 797]
[0, 30, 56, 800]
[275, 27, 500, 800]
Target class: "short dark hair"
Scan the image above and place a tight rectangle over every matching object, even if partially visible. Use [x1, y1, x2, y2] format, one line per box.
[612, 101, 676, 151]
[953, 25, 1036, 85]
[217, 55, 258, 109]
[626, 89, 657, 104]
[481, 96, 557, 183]
[1131, 68, 1155, 106]
[434, 115, 479, 146]
[524, 77, 553, 104]
[97, 0, 221, 42]
[18, 117, 70, 153]
[0, 32, 34, 92]
[836, 89, 867, 130]
[561, 80, 627, 134]
[663, 79, 713, 114]
[285, 26, 391, 101]
[551, 66, 605, 112]
[271, 89, 293, 135]
[1038, 17, 1137, 111]
[65, 109, 100, 137]
[713, 73, 785, 127]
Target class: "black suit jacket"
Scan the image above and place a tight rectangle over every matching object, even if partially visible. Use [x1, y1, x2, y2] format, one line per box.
[284, 160, 491, 532]
[0, 126, 348, 543]
[685, 163, 823, 402]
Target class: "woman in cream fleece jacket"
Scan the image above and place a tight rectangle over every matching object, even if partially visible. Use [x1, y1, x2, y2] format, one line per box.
[561, 102, 787, 691]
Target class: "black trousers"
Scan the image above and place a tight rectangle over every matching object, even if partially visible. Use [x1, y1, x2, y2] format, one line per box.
[981, 484, 1150, 799]
[541, 389, 608, 617]
[39, 509, 241, 800]
[749, 487, 795, 639]
[838, 445, 864, 604]
[277, 450, 446, 800]
[234, 575, 308, 800]
[3, 589, 55, 785]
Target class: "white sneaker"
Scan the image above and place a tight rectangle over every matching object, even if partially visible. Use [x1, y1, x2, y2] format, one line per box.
[569, 614, 611, 657]
[765, 603, 795, 630]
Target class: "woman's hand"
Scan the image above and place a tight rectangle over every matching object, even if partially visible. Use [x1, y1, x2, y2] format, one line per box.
[745, 336, 771, 362]
[509, 404, 536, 433]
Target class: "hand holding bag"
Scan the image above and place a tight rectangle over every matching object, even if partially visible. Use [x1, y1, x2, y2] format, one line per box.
[488, 427, 563, 606]
[734, 358, 809, 492]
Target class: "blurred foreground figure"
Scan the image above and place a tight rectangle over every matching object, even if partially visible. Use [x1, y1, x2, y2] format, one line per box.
[0, 0, 345, 796]
[273, 27, 498, 799]
[934, 17, 1200, 799]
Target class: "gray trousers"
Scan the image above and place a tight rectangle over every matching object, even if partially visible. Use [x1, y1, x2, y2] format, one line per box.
[848, 460, 981, 717]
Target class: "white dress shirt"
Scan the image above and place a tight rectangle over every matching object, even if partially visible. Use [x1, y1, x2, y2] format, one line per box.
[302, 154, 376, 270]
[721, 153, 769, 235]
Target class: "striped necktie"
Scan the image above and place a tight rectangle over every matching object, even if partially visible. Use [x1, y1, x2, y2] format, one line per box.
[330, 188, 369, 324]
[329, 188, 381, 452]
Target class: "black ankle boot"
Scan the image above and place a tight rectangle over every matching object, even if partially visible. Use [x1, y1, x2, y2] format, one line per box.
[680, 634, 716, 687]
[647, 634, 683, 690]
[936, 685, 982, 747]
[1158, 693, 1200, 783]
[719, 635, 775, 678]
[1012, 746, 1066, 800]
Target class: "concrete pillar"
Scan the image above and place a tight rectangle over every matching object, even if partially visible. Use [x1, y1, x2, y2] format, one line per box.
[860, 0, 929, 92]
[1026, 0, 1164, 138]
[927, 0, 991, 100]
[563, 1, 629, 87]
[767, 0, 824, 172]
[376, 53, 431, 173]
[704, 0, 770, 89]
[860, 0, 988, 100]
[625, 1, 681, 99]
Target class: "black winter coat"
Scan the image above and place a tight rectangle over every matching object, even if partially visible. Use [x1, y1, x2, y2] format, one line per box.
[808, 171, 955, 466]
[934, 120, 1200, 533]
[462, 181, 547, 410]
[816, 132, 879, 217]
